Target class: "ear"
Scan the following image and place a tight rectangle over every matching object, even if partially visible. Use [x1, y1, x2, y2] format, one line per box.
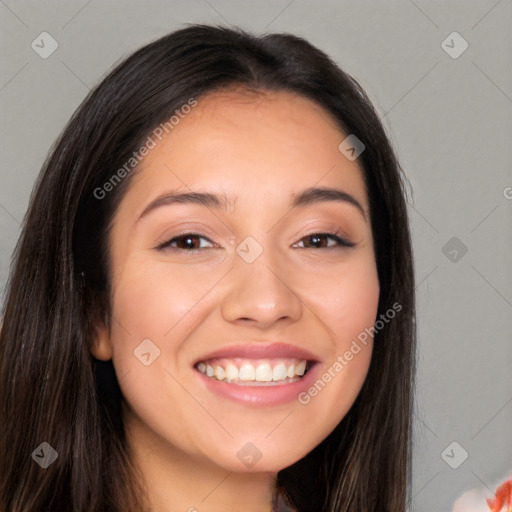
[89, 311, 113, 361]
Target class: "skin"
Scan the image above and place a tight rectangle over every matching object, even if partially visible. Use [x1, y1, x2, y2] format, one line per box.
[91, 88, 380, 512]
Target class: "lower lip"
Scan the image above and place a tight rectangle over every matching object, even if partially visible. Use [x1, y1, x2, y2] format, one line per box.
[195, 363, 321, 406]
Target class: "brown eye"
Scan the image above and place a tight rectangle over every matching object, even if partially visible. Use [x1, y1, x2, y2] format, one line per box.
[157, 233, 214, 251]
[297, 233, 355, 249]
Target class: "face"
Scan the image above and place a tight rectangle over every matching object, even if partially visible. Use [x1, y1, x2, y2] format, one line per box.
[91, 89, 380, 473]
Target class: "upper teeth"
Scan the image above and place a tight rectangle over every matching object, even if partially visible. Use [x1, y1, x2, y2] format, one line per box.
[196, 358, 308, 383]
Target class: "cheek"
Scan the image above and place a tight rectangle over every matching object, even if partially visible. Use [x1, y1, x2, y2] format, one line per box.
[104, 261, 219, 453]
[293, 252, 380, 428]
[302, 251, 380, 343]
[109, 258, 213, 348]
[105, 256, 223, 408]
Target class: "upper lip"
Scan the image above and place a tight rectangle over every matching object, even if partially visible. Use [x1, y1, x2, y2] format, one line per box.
[194, 342, 321, 365]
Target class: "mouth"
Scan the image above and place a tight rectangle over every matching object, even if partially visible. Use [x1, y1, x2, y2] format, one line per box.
[192, 342, 322, 405]
[194, 357, 317, 386]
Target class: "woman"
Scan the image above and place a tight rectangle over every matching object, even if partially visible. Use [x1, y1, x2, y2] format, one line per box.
[0, 24, 415, 511]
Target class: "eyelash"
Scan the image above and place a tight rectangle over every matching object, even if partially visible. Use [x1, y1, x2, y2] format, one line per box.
[156, 230, 355, 252]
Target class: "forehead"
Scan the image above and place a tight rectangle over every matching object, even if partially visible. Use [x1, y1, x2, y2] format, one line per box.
[159, 88, 346, 154]
[125, 88, 369, 213]
[179, 87, 341, 129]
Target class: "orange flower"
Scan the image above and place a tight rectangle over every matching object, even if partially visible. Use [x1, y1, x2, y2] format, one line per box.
[487, 479, 512, 512]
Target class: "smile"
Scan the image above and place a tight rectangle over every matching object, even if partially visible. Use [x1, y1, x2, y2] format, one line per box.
[195, 357, 313, 386]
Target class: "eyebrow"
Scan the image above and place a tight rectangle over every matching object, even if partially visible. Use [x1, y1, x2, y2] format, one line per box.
[135, 186, 367, 225]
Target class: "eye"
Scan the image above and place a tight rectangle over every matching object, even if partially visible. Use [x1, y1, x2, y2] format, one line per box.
[156, 231, 355, 253]
[295, 232, 355, 249]
[156, 233, 215, 252]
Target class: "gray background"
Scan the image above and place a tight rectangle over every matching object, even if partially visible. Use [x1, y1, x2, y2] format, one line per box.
[1, 1, 511, 511]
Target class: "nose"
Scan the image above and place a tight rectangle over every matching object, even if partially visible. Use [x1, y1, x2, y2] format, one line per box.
[220, 250, 303, 328]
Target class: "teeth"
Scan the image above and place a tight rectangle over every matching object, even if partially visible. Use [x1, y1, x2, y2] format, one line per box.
[295, 360, 307, 376]
[239, 363, 256, 381]
[255, 363, 273, 382]
[272, 363, 287, 381]
[214, 365, 225, 381]
[226, 363, 238, 381]
[196, 358, 311, 384]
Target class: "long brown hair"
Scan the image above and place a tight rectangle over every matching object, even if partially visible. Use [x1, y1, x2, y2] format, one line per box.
[0, 24, 415, 511]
